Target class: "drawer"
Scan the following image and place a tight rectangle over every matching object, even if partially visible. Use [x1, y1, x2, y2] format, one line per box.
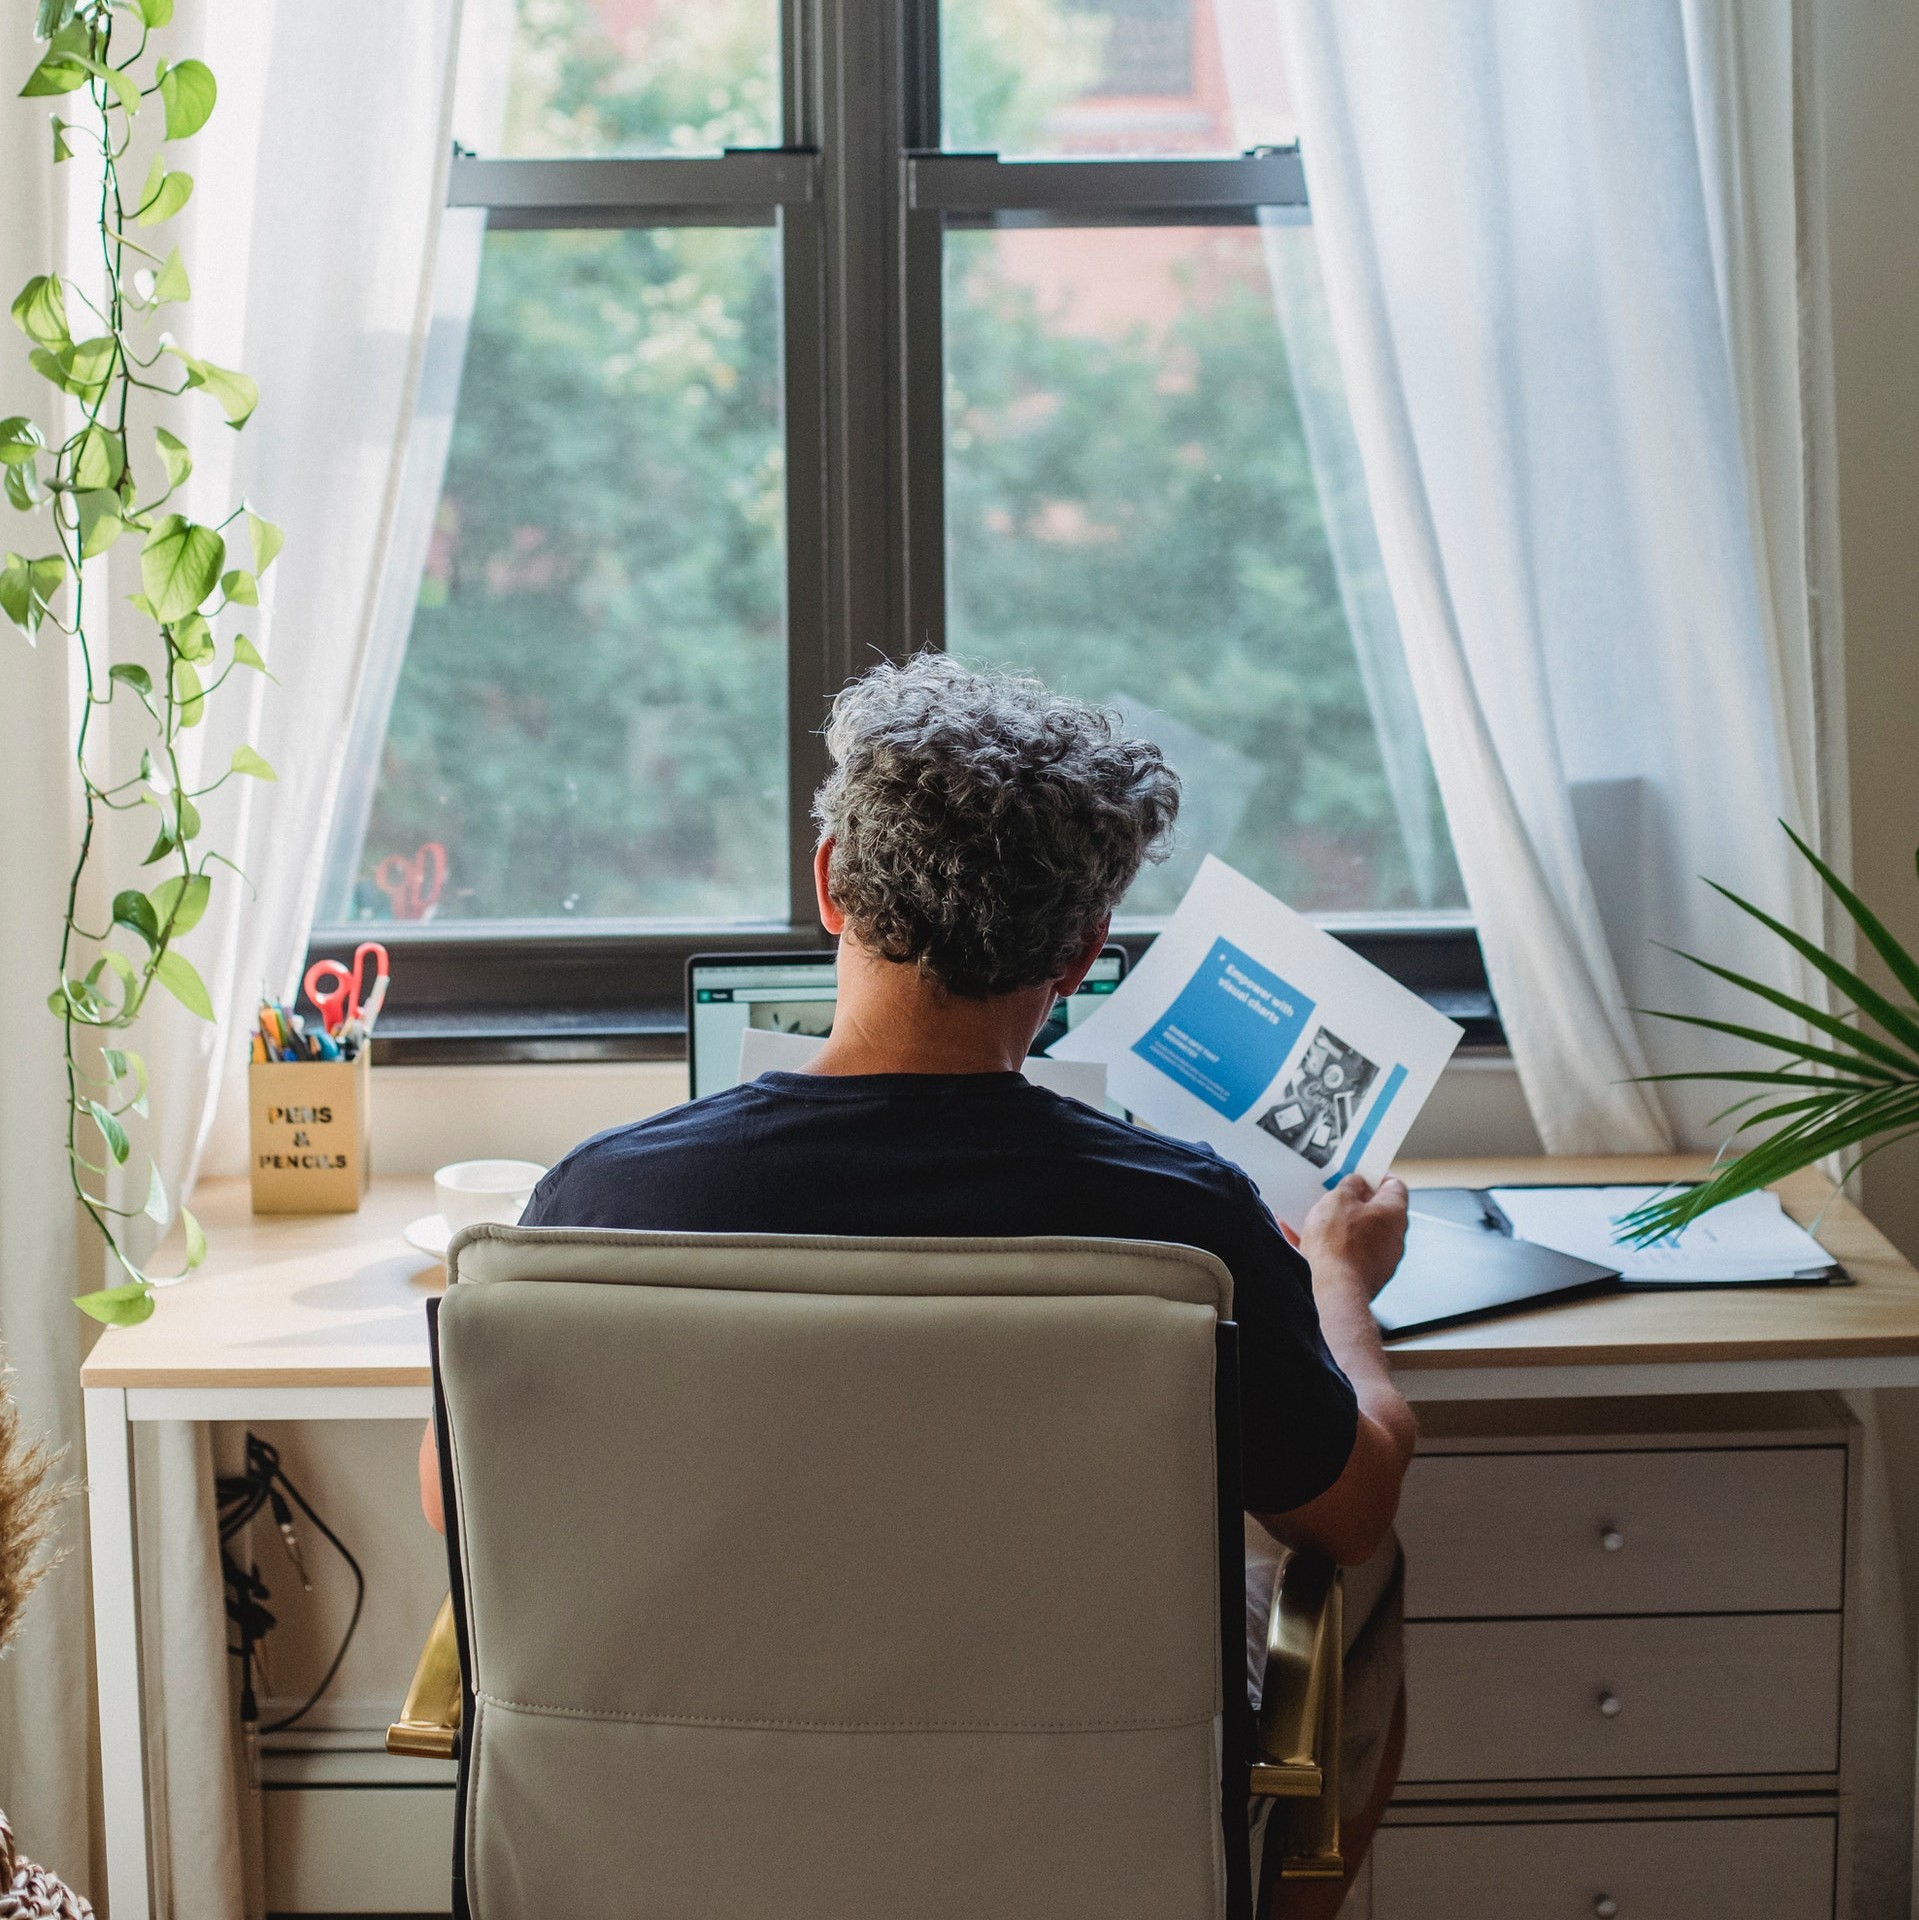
[1399, 1447, 1844, 1618]
[1371, 1815, 1834, 1920]
[1402, 1613, 1840, 1782]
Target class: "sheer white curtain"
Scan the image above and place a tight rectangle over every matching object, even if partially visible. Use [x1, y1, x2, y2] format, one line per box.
[1272, 6, 1904, 1912]
[2, 3, 468, 1913]
[1273, 0, 1844, 1156]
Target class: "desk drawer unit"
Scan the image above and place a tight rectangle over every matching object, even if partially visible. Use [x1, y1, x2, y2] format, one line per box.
[1397, 1447, 1845, 1618]
[1376, 1396, 1857, 1920]
[1401, 1613, 1842, 1782]
[1370, 1814, 1836, 1920]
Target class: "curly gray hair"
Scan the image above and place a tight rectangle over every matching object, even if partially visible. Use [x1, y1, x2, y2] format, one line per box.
[812, 655, 1180, 997]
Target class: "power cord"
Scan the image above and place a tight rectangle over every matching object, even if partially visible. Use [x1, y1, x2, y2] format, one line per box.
[216, 1432, 365, 1736]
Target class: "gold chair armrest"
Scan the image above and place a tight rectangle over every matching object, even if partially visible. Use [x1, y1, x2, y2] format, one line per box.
[1250, 1549, 1344, 1881]
[386, 1593, 462, 1760]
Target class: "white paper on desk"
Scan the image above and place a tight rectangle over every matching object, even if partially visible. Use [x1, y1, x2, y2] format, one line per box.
[1490, 1185, 1835, 1284]
[737, 1026, 1108, 1107]
[1052, 856, 1462, 1227]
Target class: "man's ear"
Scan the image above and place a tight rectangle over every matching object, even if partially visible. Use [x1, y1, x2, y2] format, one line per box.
[813, 839, 847, 936]
[1052, 914, 1112, 997]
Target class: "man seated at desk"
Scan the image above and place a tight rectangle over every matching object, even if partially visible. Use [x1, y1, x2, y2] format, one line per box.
[419, 654, 1415, 1917]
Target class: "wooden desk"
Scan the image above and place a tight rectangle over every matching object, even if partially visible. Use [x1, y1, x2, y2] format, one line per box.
[80, 1157, 1919, 1920]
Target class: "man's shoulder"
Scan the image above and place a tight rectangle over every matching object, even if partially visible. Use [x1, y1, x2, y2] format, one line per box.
[528, 1085, 765, 1205]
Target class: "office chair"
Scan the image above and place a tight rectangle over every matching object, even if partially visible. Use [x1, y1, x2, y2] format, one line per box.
[389, 1225, 1344, 1919]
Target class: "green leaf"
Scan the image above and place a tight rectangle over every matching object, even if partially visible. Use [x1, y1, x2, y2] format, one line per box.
[1781, 824, 1919, 1014]
[1697, 877, 1919, 1060]
[133, 0, 175, 26]
[246, 508, 283, 573]
[75, 1282, 155, 1327]
[157, 57, 215, 140]
[174, 790, 200, 843]
[10, 275, 69, 349]
[231, 633, 270, 676]
[136, 155, 193, 227]
[150, 245, 190, 307]
[152, 946, 213, 1020]
[77, 488, 124, 558]
[108, 660, 153, 696]
[26, 345, 69, 394]
[167, 348, 257, 430]
[72, 422, 124, 490]
[105, 1043, 148, 1089]
[170, 609, 213, 661]
[153, 425, 191, 489]
[60, 335, 115, 401]
[0, 417, 45, 467]
[88, 1098, 130, 1165]
[143, 1159, 169, 1225]
[51, 116, 72, 164]
[219, 567, 257, 606]
[140, 747, 168, 793]
[20, 23, 90, 97]
[171, 655, 204, 726]
[4, 463, 39, 512]
[111, 888, 160, 948]
[150, 871, 210, 937]
[140, 819, 177, 865]
[181, 1206, 207, 1270]
[0, 550, 65, 637]
[229, 744, 275, 781]
[1659, 941, 1919, 1076]
[35, 0, 79, 38]
[140, 513, 224, 622]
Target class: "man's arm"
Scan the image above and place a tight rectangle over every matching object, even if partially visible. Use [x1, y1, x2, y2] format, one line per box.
[1259, 1174, 1416, 1566]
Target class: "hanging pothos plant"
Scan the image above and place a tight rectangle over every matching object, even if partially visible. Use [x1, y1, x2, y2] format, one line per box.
[5, 0, 280, 1327]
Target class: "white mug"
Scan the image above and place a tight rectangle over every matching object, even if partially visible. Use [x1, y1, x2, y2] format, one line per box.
[434, 1158, 547, 1235]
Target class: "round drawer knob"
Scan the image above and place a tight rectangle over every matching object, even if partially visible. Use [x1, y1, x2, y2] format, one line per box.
[1595, 1898, 1619, 1918]
[1600, 1526, 1625, 1552]
[1597, 1690, 1623, 1718]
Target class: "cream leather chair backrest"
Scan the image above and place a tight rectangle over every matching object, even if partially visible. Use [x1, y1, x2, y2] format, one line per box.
[432, 1225, 1248, 1920]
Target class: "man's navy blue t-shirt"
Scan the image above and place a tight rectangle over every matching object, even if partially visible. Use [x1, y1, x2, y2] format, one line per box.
[521, 1070, 1358, 1515]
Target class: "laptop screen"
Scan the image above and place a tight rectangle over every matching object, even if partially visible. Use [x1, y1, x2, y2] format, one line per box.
[686, 947, 1128, 1101]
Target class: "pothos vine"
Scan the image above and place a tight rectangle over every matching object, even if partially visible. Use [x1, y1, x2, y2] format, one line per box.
[4, 0, 280, 1326]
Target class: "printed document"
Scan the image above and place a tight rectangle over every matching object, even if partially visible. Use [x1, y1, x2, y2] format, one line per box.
[1052, 857, 1462, 1226]
[1490, 1186, 1835, 1285]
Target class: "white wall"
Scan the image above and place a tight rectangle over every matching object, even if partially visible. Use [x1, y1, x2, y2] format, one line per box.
[1816, 0, 1919, 1698]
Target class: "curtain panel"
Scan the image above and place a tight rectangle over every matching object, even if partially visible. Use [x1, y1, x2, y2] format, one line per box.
[1, 3, 466, 1911]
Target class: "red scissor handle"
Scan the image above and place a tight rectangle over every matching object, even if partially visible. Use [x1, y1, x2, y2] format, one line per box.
[304, 958, 355, 1033]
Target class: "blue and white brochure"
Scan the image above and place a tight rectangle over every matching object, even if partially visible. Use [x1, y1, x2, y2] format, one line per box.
[1053, 856, 1462, 1226]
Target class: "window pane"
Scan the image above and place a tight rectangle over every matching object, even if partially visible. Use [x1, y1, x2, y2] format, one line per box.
[944, 226, 1465, 917]
[942, 0, 1296, 157]
[335, 226, 787, 924]
[500, 0, 779, 157]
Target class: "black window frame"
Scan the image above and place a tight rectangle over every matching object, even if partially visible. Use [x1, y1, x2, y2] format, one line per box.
[311, 0, 1501, 1063]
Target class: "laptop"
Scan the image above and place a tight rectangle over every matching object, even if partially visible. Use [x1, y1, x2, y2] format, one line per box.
[685, 946, 1128, 1101]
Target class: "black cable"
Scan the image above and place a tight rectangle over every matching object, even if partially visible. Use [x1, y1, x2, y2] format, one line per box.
[214, 1432, 365, 1736]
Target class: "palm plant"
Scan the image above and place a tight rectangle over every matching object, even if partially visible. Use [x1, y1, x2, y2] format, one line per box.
[1619, 825, 1919, 1245]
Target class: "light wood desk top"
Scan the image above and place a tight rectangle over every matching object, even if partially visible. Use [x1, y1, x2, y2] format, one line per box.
[79, 1156, 1919, 1391]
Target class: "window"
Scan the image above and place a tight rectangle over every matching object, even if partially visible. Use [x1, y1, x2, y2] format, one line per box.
[316, 0, 1490, 1061]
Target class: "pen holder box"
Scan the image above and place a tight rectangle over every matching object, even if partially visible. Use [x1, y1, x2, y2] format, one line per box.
[248, 1051, 371, 1213]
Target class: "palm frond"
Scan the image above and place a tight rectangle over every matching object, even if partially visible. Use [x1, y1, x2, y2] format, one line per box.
[1634, 1005, 1904, 1081]
[1699, 874, 1919, 1058]
[1783, 822, 1919, 1009]
[1622, 831, 1919, 1247]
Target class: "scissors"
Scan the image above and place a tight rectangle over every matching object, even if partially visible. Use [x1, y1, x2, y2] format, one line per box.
[376, 841, 447, 921]
[304, 941, 390, 1036]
